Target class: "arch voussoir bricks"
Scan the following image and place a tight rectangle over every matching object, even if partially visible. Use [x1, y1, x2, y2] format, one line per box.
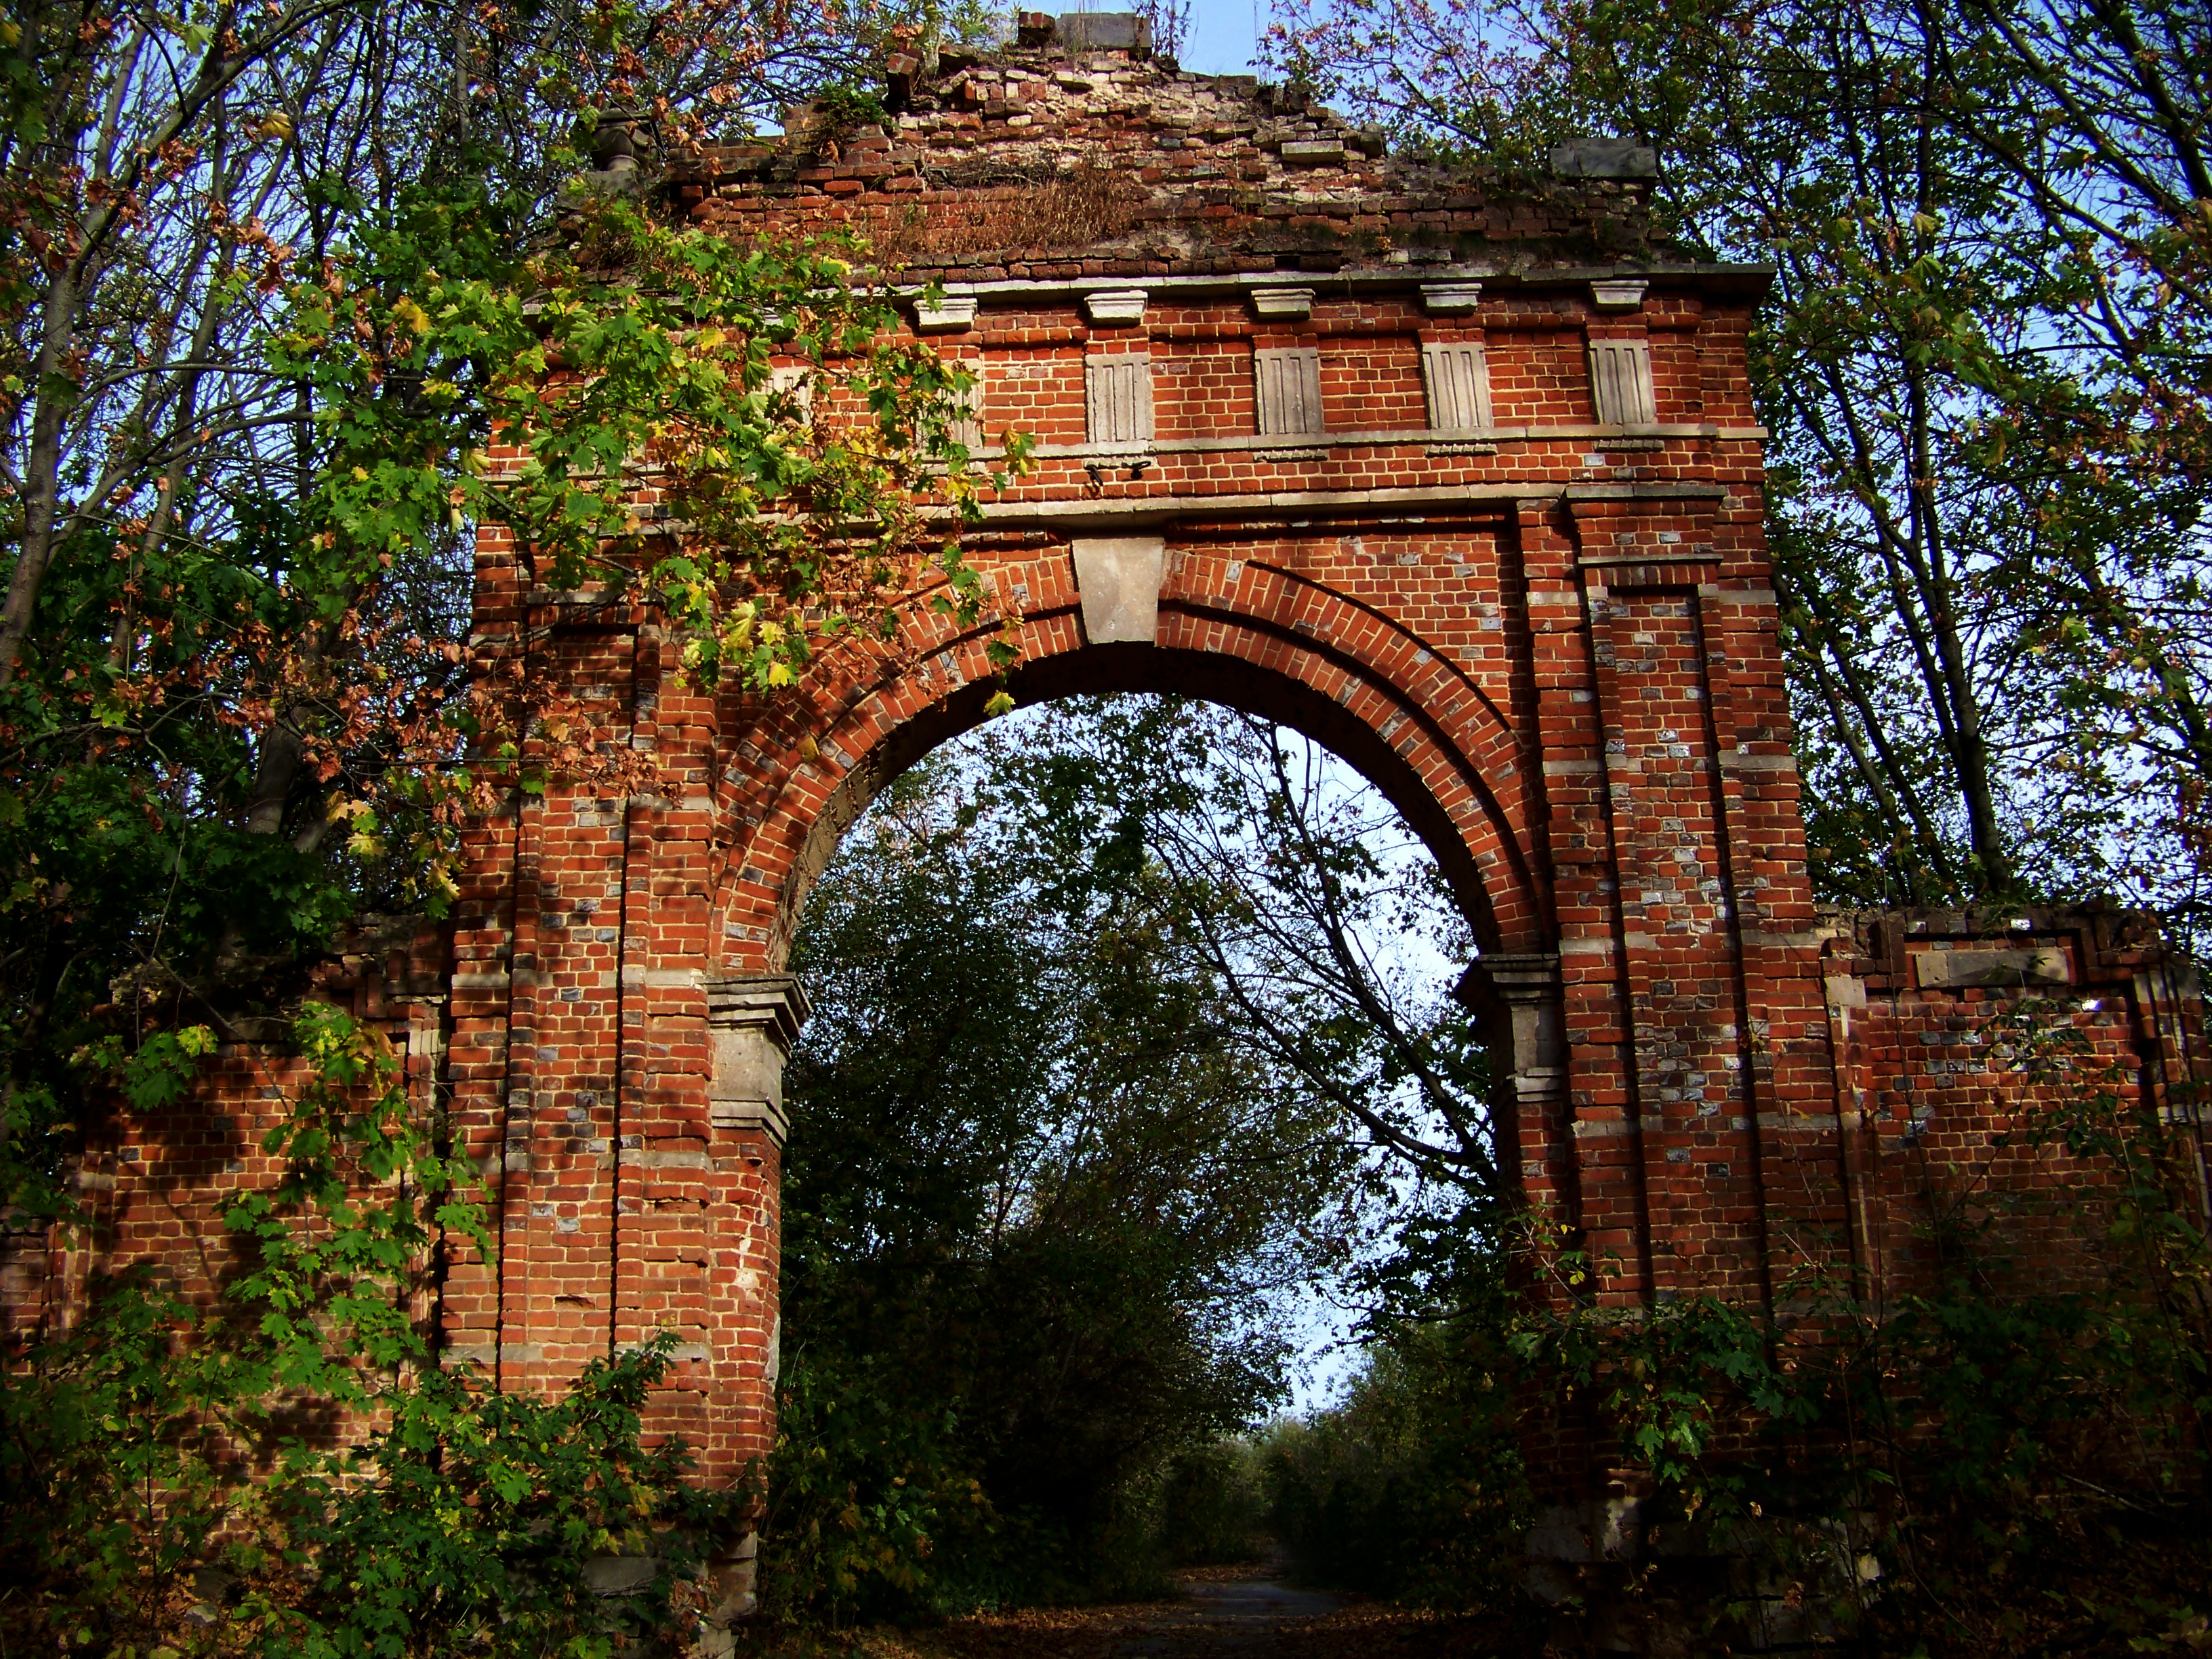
[7, 13, 2203, 1630]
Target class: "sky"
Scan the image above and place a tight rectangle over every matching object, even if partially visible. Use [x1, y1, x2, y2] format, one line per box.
[1174, 3, 1270, 76]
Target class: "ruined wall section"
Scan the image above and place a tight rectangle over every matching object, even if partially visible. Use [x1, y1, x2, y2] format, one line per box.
[0, 928, 450, 1353]
[1819, 905, 2207, 1306]
[669, 47, 1661, 281]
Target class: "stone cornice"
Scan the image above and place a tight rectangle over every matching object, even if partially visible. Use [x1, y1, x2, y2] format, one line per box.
[891, 262, 1774, 306]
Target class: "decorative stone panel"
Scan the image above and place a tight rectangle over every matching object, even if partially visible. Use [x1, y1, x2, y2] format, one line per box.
[1253, 348, 1324, 437]
[1085, 354, 1154, 447]
[947, 362, 985, 452]
[1587, 338, 1658, 426]
[767, 363, 813, 422]
[1421, 341, 1494, 432]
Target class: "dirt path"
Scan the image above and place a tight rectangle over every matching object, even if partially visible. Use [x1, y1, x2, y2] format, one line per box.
[1105, 1561, 1345, 1655]
[860, 1559, 1534, 1659]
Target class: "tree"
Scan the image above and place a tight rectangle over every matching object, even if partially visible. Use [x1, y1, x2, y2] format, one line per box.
[1267, 0, 2212, 928]
[0, 0, 1023, 1205]
[984, 697, 1500, 1214]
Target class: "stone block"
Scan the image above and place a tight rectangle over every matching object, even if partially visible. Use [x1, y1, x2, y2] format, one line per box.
[1549, 138, 1660, 177]
[1056, 11, 1150, 52]
[1913, 946, 2070, 989]
[1072, 535, 1166, 644]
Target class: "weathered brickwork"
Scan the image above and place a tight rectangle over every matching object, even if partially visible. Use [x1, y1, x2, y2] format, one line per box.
[0, 924, 452, 1349]
[4, 19, 2204, 1622]
[1816, 906, 2205, 1303]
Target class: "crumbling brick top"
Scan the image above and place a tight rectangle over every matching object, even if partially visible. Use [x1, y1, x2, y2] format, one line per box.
[661, 15, 1734, 287]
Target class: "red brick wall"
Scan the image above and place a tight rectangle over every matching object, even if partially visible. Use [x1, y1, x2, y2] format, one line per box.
[1, 927, 449, 1357]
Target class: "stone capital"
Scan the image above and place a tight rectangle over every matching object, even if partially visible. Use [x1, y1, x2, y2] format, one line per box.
[1456, 951, 1563, 1010]
[705, 975, 812, 1145]
[1456, 954, 1565, 1107]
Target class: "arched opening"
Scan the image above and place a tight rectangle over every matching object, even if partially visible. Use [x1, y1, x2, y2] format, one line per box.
[755, 683, 1530, 1617]
[781, 644, 1509, 966]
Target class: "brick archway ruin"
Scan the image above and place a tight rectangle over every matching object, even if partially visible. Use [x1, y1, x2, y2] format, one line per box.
[7, 14, 2204, 1637]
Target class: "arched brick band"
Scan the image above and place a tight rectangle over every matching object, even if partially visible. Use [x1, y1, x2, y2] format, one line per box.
[717, 539, 1544, 971]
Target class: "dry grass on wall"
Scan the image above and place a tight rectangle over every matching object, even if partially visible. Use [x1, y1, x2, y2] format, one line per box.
[874, 162, 1150, 266]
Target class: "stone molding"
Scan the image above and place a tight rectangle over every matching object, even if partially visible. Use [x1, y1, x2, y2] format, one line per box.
[893, 264, 1771, 305]
[1250, 286, 1315, 321]
[1082, 288, 1148, 326]
[912, 294, 978, 331]
[1421, 281, 1484, 314]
